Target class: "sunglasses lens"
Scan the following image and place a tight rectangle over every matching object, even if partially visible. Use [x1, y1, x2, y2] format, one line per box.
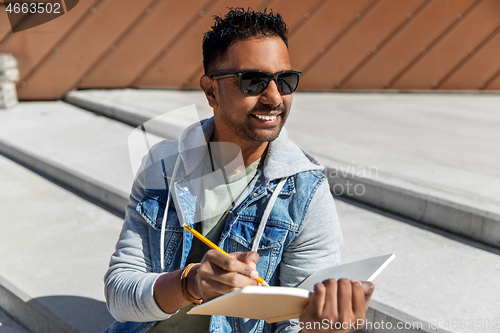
[237, 71, 301, 95]
[277, 72, 300, 94]
[240, 72, 269, 94]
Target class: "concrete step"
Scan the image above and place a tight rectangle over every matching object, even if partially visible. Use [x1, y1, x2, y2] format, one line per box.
[338, 196, 500, 333]
[0, 101, 135, 216]
[65, 89, 500, 250]
[1, 99, 499, 332]
[0, 307, 31, 333]
[0, 155, 121, 332]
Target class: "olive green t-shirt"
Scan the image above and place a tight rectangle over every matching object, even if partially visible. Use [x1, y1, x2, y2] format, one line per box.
[151, 150, 262, 332]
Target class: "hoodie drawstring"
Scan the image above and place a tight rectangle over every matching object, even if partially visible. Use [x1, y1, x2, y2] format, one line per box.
[160, 155, 181, 272]
[160, 157, 286, 272]
[251, 177, 287, 252]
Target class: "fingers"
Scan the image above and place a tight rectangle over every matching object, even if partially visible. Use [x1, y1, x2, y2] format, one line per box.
[299, 279, 372, 332]
[351, 280, 366, 321]
[196, 262, 241, 300]
[233, 251, 260, 279]
[195, 250, 262, 301]
[199, 258, 257, 285]
[362, 281, 375, 299]
[337, 278, 353, 322]
[322, 279, 338, 320]
[362, 281, 374, 312]
[204, 250, 259, 278]
[234, 251, 260, 266]
[310, 281, 327, 318]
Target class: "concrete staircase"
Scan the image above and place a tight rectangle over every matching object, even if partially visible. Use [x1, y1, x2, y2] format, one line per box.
[0, 90, 499, 332]
[66, 89, 500, 249]
[0, 307, 30, 333]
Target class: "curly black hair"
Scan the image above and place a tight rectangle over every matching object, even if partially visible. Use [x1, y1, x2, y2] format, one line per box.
[202, 7, 288, 74]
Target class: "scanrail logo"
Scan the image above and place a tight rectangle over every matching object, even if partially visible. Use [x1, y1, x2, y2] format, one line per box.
[4, 0, 79, 33]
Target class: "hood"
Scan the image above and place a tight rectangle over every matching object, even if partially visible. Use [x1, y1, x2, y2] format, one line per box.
[262, 126, 323, 182]
[176, 116, 323, 182]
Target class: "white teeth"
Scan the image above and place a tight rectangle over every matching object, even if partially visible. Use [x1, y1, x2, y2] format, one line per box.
[255, 114, 277, 121]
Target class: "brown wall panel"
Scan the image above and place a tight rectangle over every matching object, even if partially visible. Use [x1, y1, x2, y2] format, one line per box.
[342, 0, 477, 89]
[339, 0, 431, 88]
[184, 67, 205, 89]
[132, 0, 218, 88]
[0, 4, 32, 42]
[392, 0, 500, 89]
[79, 0, 211, 88]
[18, 0, 151, 99]
[300, 0, 423, 90]
[0, 3, 12, 42]
[265, 0, 323, 33]
[440, 27, 500, 89]
[0, 0, 497, 99]
[1, 0, 95, 82]
[288, 0, 373, 72]
[485, 72, 500, 90]
[137, 0, 268, 88]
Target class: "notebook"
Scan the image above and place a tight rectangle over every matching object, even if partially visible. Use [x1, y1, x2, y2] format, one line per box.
[188, 254, 395, 323]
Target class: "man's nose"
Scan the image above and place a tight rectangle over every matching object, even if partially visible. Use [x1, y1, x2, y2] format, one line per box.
[258, 79, 283, 107]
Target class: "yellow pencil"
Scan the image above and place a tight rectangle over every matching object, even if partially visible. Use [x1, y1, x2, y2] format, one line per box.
[183, 224, 269, 287]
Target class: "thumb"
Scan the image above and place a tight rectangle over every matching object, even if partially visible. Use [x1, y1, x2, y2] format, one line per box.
[361, 281, 375, 298]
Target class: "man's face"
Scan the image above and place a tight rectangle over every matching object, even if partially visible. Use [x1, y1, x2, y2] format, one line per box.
[212, 37, 293, 144]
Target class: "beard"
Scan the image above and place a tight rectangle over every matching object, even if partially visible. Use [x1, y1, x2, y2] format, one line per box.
[218, 90, 290, 143]
[222, 104, 288, 143]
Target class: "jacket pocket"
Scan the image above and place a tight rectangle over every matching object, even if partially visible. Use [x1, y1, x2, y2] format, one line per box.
[136, 189, 181, 231]
[225, 216, 292, 284]
[136, 189, 184, 272]
[227, 216, 289, 251]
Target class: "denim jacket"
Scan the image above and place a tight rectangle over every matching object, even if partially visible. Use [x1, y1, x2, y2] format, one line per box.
[104, 118, 343, 333]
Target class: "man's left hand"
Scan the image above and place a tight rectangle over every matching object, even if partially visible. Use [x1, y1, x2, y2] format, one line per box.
[298, 278, 374, 332]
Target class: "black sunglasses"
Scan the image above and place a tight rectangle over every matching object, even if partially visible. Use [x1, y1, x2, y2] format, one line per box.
[209, 70, 302, 95]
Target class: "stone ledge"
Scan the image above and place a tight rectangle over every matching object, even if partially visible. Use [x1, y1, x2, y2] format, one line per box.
[64, 89, 500, 249]
[1, 98, 498, 332]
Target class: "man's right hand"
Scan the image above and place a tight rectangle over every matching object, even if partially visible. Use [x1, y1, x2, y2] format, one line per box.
[188, 250, 262, 302]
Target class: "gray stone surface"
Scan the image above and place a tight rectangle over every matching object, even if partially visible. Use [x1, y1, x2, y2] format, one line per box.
[0, 155, 120, 332]
[65, 89, 500, 248]
[0, 307, 31, 333]
[287, 93, 500, 249]
[0, 101, 135, 214]
[339, 199, 500, 333]
[65, 89, 212, 139]
[1, 96, 499, 332]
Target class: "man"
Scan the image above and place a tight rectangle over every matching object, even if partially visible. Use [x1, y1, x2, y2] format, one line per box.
[104, 8, 373, 333]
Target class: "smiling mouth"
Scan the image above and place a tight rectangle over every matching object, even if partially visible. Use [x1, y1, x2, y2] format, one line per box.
[254, 114, 278, 121]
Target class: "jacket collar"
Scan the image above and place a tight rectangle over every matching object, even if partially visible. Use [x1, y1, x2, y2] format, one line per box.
[176, 117, 323, 182]
[262, 125, 323, 182]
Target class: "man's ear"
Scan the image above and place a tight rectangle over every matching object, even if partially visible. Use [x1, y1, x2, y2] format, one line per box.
[200, 75, 218, 109]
